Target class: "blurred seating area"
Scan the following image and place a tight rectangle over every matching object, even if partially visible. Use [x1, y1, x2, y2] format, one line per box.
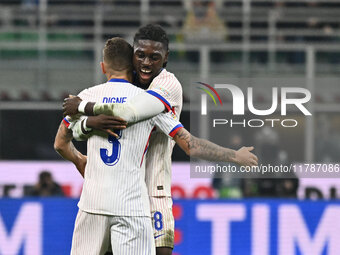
[0, 0, 340, 101]
[0, 0, 339, 44]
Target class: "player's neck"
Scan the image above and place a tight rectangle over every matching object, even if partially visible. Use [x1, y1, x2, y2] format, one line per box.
[106, 72, 133, 83]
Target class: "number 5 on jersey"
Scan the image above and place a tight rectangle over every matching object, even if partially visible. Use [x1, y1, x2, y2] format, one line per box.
[100, 130, 122, 166]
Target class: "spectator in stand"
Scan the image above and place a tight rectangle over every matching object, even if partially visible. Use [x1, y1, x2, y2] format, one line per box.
[180, 0, 227, 62]
[182, 0, 227, 43]
[28, 171, 64, 197]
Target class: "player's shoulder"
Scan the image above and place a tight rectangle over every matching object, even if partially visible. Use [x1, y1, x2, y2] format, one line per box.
[82, 81, 139, 93]
[150, 69, 182, 90]
[154, 69, 180, 83]
[76, 83, 100, 99]
[78, 82, 106, 93]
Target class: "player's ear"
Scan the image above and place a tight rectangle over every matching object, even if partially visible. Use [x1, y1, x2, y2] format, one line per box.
[162, 51, 169, 68]
[164, 50, 169, 63]
[100, 62, 106, 74]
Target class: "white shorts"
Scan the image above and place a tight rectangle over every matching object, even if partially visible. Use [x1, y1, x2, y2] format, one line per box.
[71, 209, 155, 255]
[149, 197, 174, 248]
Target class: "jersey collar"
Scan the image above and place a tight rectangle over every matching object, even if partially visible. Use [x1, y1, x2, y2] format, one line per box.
[108, 78, 130, 83]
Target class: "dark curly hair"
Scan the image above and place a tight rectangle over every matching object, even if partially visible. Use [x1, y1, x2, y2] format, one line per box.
[133, 24, 169, 51]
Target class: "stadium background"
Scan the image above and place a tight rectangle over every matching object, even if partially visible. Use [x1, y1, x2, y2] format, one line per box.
[1, 0, 340, 254]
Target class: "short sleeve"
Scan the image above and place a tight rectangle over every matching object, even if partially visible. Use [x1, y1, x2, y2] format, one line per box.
[152, 112, 183, 139]
[146, 70, 183, 114]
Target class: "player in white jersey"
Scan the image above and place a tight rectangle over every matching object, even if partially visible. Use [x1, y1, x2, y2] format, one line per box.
[61, 25, 258, 255]
[62, 25, 183, 255]
[56, 37, 185, 255]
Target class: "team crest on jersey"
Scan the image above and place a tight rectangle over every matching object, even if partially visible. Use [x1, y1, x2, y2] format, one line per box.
[157, 87, 170, 98]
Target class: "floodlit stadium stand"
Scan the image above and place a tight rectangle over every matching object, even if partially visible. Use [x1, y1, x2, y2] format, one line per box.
[0, 0, 340, 100]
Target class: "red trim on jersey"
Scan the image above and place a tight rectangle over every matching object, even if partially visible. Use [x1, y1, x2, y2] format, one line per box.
[146, 90, 172, 112]
[169, 124, 184, 138]
[62, 118, 70, 128]
[140, 127, 156, 167]
[171, 106, 176, 115]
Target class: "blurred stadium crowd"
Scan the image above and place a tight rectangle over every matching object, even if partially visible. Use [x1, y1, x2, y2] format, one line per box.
[1, 0, 340, 100]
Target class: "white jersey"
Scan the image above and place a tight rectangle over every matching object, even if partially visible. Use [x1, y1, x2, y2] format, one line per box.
[144, 69, 183, 197]
[76, 79, 183, 216]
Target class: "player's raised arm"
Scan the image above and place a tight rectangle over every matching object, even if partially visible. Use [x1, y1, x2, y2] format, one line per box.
[151, 113, 258, 167]
[173, 128, 258, 167]
[69, 111, 258, 167]
[64, 67, 182, 124]
[63, 91, 165, 124]
[54, 119, 87, 177]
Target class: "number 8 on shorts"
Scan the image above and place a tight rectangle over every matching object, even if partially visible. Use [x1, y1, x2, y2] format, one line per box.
[154, 211, 163, 231]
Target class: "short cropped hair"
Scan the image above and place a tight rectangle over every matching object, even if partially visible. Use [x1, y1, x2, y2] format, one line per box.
[103, 37, 133, 71]
[133, 24, 169, 51]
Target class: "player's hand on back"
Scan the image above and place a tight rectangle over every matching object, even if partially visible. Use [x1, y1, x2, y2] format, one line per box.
[86, 115, 127, 138]
[63, 95, 82, 117]
[234, 146, 258, 167]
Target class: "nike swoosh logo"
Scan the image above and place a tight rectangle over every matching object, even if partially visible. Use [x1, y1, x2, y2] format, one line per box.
[154, 234, 165, 239]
